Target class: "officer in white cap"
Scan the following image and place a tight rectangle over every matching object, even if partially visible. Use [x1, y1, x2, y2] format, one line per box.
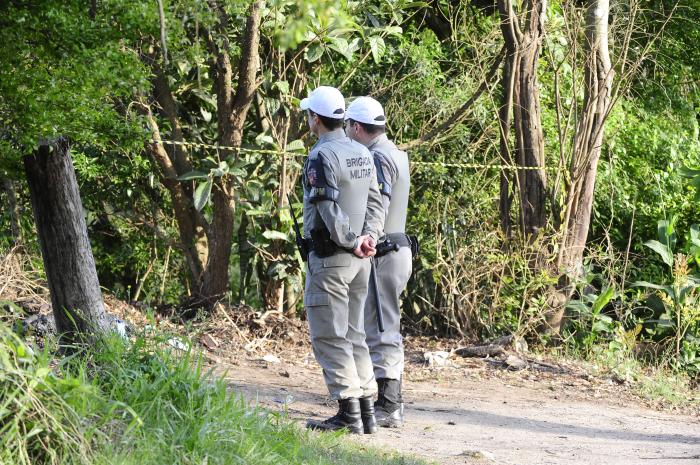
[345, 96, 413, 428]
[299, 86, 385, 434]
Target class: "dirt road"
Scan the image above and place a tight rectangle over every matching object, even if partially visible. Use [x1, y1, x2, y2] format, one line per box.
[218, 356, 699, 465]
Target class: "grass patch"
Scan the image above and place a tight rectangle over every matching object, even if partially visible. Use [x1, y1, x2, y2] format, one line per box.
[1, 323, 428, 465]
[635, 368, 698, 407]
[561, 342, 699, 408]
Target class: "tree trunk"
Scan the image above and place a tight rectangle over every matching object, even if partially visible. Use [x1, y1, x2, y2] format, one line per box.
[199, 183, 235, 305]
[23, 138, 110, 343]
[1, 177, 22, 242]
[197, 0, 263, 307]
[498, 44, 517, 236]
[284, 277, 298, 318]
[145, 111, 205, 287]
[513, 0, 548, 236]
[498, 0, 548, 238]
[237, 210, 252, 303]
[560, 0, 613, 272]
[547, 0, 614, 333]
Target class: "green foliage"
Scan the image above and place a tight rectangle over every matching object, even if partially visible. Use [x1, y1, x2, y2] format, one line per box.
[0, 0, 150, 163]
[566, 285, 620, 353]
[633, 226, 700, 375]
[0, 322, 427, 465]
[593, 100, 700, 253]
[0, 324, 93, 465]
[680, 165, 700, 202]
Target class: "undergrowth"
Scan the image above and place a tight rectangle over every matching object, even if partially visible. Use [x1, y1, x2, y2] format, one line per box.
[0, 323, 429, 465]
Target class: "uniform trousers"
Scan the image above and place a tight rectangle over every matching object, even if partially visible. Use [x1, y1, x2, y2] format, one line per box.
[364, 246, 412, 380]
[305, 251, 377, 400]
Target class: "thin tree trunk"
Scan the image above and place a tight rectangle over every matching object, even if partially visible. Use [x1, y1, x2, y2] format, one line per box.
[237, 211, 252, 303]
[285, 278, 298, 318]
[158, 245, 172, 304]
[1, 177, 22, 242]
[514, 0, 548, 236]
[498, 46, 517, 236]
[498, 0, 548, 238]
[23, 138, 110, 344]
[547, 0, 614, 334]
[198, 0, 263, 307]
[560, 0, 613, 272]
[144, 107, 206, 287]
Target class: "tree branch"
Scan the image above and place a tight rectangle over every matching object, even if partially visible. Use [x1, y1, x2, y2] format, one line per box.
[398, 45, 505, 151]
[229, 0, 264, 143]
[152, 66, 192, 176]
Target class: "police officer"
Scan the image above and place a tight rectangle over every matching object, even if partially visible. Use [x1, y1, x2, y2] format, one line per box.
[345, 96, 412, 428]
[300, 86, 385, 434]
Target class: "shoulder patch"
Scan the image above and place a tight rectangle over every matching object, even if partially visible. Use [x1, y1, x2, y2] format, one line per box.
[306, 155, 339, 203]
[372, 151, 392, 199]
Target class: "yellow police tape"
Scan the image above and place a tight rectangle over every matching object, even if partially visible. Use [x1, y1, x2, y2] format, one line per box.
[150, 139, 553, 172]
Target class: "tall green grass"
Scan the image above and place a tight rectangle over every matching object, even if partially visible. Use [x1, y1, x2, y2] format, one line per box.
[0, 325, 92, 465]
[0, 324, 428, 465]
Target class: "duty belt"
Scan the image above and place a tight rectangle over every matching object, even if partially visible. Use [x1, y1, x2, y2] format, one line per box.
[383, 233, 412, 248]
[378, 233, 419, 258]
[304, 237, 353, 258]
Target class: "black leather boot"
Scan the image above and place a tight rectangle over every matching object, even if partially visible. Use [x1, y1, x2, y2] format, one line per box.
[375, 378, 404, 428]
[359, 396, 377, 434]
[306, 398, 363, 434]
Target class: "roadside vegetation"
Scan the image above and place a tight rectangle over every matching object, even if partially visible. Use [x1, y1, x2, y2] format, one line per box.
[0, 321, 428, 465]
[0, 0, 698, 462]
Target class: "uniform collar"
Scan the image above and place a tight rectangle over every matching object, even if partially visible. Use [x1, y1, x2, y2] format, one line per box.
[367, 133, 390, 150]
[317, 128, 346, 144]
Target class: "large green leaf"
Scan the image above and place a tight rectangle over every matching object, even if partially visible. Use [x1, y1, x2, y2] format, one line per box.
[284, 139, 306, 152]
[368, 36, 386, 63]
[632, 281, 674, 296]
[679, 166, 700, 178]
[643, 240, 674, 267]
[193, 179, 212, 211]
[592, 287, 615, 315]
[656, 218, 677, 250]
[691, 224, 700, 247]
[176, 170, 209, 181]
[592, 315, 614, 333]
[262, 230, 288, 241]
[328, 36, 354, 61]
[305, 43, 324, 63]
[211, 161, 229, 178]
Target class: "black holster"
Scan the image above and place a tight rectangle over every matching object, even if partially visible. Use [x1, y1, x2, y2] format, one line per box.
[381, 233, 420, 258]
[376, 239, 400, 257]
[310, 227, 338, 258]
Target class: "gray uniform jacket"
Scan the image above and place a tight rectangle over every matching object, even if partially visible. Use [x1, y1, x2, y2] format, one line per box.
[302, 129, 384, 249]
[367, 134, 410, 234]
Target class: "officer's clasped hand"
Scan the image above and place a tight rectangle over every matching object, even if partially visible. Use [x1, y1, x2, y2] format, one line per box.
[353, 235, 376, 258]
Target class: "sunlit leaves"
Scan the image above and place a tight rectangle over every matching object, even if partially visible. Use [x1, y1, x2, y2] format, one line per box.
[0, 0, 150, 162]
[193, 179, 212, 211]
[368, 36, 386, 63]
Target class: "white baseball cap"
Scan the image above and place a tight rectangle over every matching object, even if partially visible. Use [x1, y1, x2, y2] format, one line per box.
[345, 96, 386, 125]
[299, 86, 346, 119]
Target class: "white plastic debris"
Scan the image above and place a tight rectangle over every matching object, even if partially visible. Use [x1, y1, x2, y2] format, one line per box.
[424, 350, 451, 366]
[262, 354, 281, 364]
[167, 337, 189, 351]
[112, 318, 128, 339]
[274, 395, 295, 406]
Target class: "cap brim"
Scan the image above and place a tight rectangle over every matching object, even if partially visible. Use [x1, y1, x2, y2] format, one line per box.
[299, 97, 310, 110]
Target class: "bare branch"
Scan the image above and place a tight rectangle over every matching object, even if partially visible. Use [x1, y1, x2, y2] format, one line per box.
[229, 0, 264, 143]
[156, 0, 169, 65]
[398, 46, 506, 151]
